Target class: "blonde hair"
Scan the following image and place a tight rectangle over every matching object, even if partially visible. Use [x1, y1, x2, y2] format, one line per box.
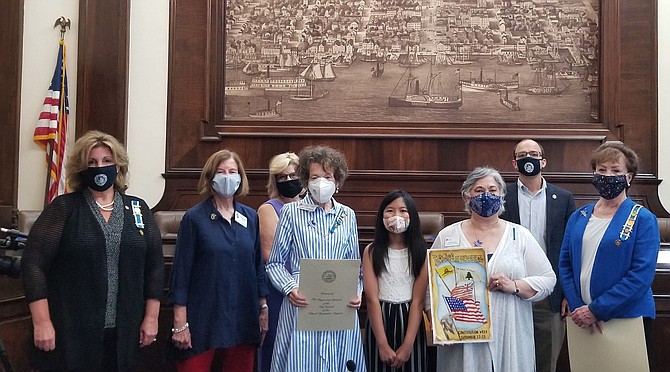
[198, 149, 249, 197]
[266, 152, 300, 199]
[66, 130, 129, 192]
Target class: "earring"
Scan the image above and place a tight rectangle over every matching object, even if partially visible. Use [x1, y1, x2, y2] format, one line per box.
[335, 187, 339, 193]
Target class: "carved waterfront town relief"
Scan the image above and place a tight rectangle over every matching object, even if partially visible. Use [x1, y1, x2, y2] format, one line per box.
[223, 0, 599, 123]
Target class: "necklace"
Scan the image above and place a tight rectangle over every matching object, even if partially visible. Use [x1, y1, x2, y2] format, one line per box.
[96, 200, 114, 211]
[469, 219, 500, 248]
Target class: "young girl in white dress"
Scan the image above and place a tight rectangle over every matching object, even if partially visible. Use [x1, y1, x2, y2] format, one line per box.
[363, 190, 428, 372]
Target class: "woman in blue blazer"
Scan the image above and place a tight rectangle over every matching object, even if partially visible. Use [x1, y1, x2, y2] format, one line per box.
[559, 142, 659, 357]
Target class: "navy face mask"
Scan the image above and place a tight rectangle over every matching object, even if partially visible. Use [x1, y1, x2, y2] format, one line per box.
[83, 165, 118, 191]
[592, 174, 628, 200]
[516, 157, 542, 177]
[468, 192, 502, 217]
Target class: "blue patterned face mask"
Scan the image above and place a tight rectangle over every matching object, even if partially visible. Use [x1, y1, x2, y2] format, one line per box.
[592, 174, 628, 200]
[468, 192, 502, 217]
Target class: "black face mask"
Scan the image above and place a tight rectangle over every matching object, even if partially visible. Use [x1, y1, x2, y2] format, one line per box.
[277, 178, 302, 198]
[516, 157, 542, 177]
[83, 165, 118, 192]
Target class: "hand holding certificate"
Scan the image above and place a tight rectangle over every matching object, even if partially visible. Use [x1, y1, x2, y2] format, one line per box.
[297, 258, 361, 331]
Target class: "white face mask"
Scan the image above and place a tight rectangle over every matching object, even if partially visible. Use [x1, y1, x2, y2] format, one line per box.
[212, 173, 241, 197]
[384, 215, 410, 234]
[308, 177, 336, 204]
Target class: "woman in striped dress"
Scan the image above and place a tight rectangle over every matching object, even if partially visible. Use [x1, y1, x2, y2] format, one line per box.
[363, 190, 428, 372]
[266, 145, 366, 372]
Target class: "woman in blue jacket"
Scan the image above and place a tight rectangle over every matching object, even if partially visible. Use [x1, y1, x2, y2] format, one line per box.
[559, 142, 659, 357]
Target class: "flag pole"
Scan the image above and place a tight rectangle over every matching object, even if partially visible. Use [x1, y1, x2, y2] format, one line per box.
[43, 141, 55, 207]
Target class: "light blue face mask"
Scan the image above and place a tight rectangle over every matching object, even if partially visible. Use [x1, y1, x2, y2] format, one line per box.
[212, 173, 241, 197]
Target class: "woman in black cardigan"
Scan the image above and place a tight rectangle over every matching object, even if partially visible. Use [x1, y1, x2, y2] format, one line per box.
[22, 130, 165, 371]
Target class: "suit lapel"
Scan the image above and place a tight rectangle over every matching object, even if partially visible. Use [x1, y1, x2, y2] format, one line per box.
[506, 183, 521, 222]
[545, 183, 559, 228]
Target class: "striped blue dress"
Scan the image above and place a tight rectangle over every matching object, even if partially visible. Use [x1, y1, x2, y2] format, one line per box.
[267, 196, 367, 372]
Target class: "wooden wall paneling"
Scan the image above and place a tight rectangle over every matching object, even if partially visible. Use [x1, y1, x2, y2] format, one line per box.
[0, 276, 31, 371]
[159, 0, 666, 219]
[155, 1, 667, 371]
[75, 0, 130, 141]
[165, 0, 210, 171]
[652, 270, 670, 371]
[618, 0, 658, 175]
[0, 1, 25, 371]
[0, 317, 32, 372]
[0, 0, 23, 227]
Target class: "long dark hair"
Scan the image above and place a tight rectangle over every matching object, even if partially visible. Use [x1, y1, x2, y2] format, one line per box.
[370, 190, 426, 278]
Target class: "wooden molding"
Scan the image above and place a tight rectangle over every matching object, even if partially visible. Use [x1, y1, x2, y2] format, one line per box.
[75, 0, 130, 141]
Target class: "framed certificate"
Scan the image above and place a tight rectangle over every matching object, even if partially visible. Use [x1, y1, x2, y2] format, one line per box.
[427, 248, 491, 344]
[297, 258, 361, 331]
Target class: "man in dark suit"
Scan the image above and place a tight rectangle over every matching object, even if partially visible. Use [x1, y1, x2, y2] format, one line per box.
[500, 139, 576, 372]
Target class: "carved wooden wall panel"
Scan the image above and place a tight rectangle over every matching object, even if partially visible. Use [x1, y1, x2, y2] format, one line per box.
[158, 0, 664, 218]
[0, 1, 26, 370]
[75, 0, 130, 141]
[0, 0, 22, 228]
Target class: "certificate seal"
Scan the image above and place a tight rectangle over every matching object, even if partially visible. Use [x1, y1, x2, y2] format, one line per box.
[321, 270, 336, 283]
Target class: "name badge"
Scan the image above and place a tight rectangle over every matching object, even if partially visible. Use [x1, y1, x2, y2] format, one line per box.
[131, 200, 145, 234]
[235, 211, 248, 228]
[297, 203, 317, 212]
[444, 237, 459, 247]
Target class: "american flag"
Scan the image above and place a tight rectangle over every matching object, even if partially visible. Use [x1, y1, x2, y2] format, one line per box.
[444, 296, 487, 324]
[33, 40, 69, 204]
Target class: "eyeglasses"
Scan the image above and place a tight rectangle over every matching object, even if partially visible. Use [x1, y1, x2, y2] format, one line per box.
[515, 151, 542, 160]
[276, 173, 297, 183]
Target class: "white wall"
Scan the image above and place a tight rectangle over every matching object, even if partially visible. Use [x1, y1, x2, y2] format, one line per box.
[17, 1, 670, 211]
[659, 2, 670, 211]
[18, 0, 168, 209]
[126, 0, 169, 206]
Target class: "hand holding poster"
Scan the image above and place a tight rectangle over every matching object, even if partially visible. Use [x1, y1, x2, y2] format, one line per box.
[427, 248, 491, 344]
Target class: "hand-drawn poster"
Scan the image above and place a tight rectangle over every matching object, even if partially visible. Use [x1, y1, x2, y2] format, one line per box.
[427, 248, 490, 345]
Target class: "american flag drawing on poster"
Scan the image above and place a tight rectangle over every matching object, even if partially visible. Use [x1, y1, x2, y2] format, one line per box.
[444, 296, 487, 324]
[33, 39, 69, 204]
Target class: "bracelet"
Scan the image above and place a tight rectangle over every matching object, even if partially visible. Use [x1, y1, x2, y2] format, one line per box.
[260, 303, 268, 311]
[513, 280, 520, 296]
[171, 322, 189, 334]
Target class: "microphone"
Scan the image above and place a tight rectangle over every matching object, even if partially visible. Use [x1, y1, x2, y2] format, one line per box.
[346, 360, 356, 371]
[0, 228, 28, 239]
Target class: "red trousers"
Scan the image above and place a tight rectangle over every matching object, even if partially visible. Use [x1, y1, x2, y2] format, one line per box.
[176, 343, 255, 372]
